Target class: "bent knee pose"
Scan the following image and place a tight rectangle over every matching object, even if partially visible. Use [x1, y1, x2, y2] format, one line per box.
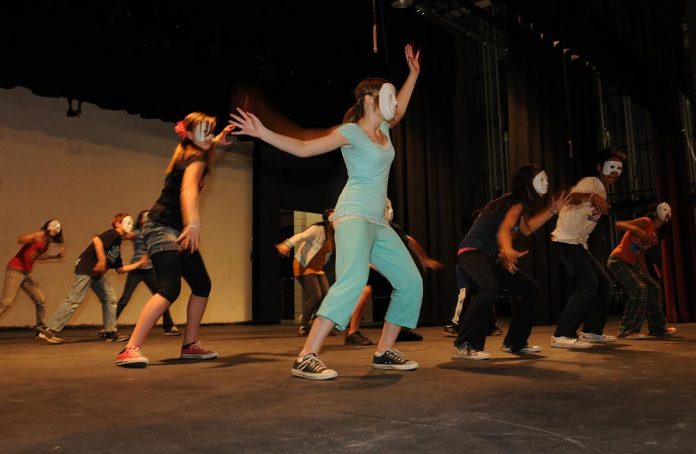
[1, 220, 65, 338]
[42, 214, 142, 344]
[115, 210, 179, 336]
[452, 165, 568, 360]
[116, 113, 234, 367]
[551, 149, 625, 349]
[231, 43, 422, 380]
[608, 202, 676, 339]
[276, 209, 335, 336]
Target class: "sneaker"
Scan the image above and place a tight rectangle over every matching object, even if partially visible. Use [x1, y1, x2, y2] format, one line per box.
[103, 331, 130, 342]
[115, 346, 149, 368]
[502, 344, 543, 353]
[291, 353, 338, 380]
[163, 326, 181, 336]
[579, 332, 617, 343]
[372, 349, 418, 370]
[396, 329, 423, 342]
[297, 326, 309, 337]
[550, 336, 593, 349]
[345, 331, 373, 346]
[37, 329, 63, 344]
[442, 324, 459, 337]
[451, 344, 491, 360]
[618, 331, 647, 340]
[180, 341, 218, 359]
[97, 329, 106, 338]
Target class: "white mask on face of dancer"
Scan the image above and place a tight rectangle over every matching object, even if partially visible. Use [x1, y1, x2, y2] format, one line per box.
[378, 83, 398, 121]
[47, 220, 61, 234]
[532, 171, 549, 195]
[656, 202, 672, 222]
[602, 160, 623, 176]
[384, 198, 394, 222]
[121, 216, 134, 234]
[192, 121, 214, 147]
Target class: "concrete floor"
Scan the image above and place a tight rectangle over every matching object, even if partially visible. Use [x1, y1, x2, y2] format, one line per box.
[2, 319, 695, 453]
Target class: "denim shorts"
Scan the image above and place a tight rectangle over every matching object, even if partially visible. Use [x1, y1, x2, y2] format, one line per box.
[142, 220, 181, 256]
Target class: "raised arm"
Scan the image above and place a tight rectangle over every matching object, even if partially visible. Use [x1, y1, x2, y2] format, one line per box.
[389, 43, 421, 128]
[229, 109, 348, 158]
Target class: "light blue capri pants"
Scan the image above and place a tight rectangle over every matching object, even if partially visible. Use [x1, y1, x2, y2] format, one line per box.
[317, 218, 423, 330]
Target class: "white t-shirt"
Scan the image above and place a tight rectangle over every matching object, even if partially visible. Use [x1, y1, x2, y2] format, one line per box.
[551, 176, 607, 249]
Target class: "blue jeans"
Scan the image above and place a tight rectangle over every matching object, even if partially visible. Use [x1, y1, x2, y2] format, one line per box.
[1, 267, 47, 330]
[48, 273, 118, 332]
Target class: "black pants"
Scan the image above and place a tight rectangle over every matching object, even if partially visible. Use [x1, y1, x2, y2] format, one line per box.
[150, 250, 211, 303]
[455, 250, 540, 351]
[552, 242, 613, 338]
[116, 268, 175, 331]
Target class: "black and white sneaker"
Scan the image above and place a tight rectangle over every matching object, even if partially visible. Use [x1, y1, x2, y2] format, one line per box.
[372, 349, 418, 370]
[291, 353, 338, 380]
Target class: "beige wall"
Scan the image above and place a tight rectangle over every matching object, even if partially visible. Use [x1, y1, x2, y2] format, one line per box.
[0, 88, 252, 328]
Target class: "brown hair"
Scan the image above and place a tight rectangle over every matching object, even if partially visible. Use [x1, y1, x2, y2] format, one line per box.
[342, 78, 390, 123]
[111, 212, 130, 227]
[166, 112, 216, 175]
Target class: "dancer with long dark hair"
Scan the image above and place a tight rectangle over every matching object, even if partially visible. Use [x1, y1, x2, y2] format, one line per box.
[452, 165, 569, 360]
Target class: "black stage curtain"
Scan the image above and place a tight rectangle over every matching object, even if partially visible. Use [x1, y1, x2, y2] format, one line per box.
[505, 25, 601, 325]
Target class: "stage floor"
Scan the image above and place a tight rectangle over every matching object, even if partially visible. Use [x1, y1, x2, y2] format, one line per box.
[2, 319, 695, 453]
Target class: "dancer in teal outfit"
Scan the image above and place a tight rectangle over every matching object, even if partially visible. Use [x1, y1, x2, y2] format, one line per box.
[230, 43, 422, 380]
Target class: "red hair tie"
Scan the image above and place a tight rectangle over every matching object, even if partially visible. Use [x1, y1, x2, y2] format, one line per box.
[174, 121, 188, 140]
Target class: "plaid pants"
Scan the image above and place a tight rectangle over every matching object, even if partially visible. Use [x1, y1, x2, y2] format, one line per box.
[607, 257, 667, 335]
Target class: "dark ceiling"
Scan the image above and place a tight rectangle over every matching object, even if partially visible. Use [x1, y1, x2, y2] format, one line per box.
[1, 0, 429, 125]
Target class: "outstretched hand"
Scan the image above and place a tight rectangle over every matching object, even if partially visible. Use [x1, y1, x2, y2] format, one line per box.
[275, 242, 291, 258]
[215, 124, 237, 146]
[550, 190, 572, 214]
[500, 248, 529, 274]
[229, 108, 267, 139]
[405, 43, 420, 74]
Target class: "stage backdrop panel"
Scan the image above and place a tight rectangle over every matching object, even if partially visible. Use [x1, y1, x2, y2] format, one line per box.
[0, 87, 252, 328]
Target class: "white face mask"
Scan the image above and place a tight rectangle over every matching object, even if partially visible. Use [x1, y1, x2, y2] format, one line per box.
[47, 220, 61, 234]
[192, 121, 213, 146]
[602, 160, 623, 176]
[656, 202, 672, 222]
[532, 171, 549, 195]
[121, 216, 134, 234]
[378, 83, 398, 121]
[384, 198, 394, 222]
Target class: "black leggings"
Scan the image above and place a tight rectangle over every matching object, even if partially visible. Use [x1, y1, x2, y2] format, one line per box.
[116, 268, 175, 330]
[150, 250, 211, 303]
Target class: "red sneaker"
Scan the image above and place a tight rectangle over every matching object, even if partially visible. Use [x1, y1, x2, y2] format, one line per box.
[116, 346, 149, 368]
[181, 341, 218, 360]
